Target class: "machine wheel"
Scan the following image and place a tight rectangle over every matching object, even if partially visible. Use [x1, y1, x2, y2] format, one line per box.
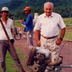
[32, 64, 41, 72]
[14, 33, 21, 40]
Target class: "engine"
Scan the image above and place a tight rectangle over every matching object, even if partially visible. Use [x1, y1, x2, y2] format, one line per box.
[26, 46, 51, 72]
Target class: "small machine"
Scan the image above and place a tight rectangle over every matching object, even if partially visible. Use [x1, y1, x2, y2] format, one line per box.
[26, 46, 63, 72]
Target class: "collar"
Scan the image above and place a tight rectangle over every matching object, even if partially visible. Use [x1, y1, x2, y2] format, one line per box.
[28, 13, 31, 15]
[44, 12, 53, 18]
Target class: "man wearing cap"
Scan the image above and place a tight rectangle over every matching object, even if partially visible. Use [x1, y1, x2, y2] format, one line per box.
[22, 7, 33, 48]
[34, 2, 66, 63]
[0, 7, 27, 72]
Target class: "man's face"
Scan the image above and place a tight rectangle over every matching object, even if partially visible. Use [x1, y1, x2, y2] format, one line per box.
[24, 10, 29, 15]
[1, 11, 9, 18]
[44, 4, 53, 17]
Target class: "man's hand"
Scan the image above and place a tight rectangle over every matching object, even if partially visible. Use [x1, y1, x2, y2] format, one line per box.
[23, 29, 26, 32]
[56, 38, 62, 45]
[56, 28, 66, 45]
[37, 40, 41, 46]
[20, 19, 23, 23]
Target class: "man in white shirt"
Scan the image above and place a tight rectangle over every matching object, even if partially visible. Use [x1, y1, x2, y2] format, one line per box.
[33, 13, 38, 28]
[0, 7, 27, 72]
[34, 2, 66, 63]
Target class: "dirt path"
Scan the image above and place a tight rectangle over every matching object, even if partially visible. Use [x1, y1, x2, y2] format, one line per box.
[14, 33, 72, 72]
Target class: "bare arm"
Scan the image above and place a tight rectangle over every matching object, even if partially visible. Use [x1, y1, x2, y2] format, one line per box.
[35, 30, 41, 46]
[56, 28, 66, 45]
[59, 28, 66, 39]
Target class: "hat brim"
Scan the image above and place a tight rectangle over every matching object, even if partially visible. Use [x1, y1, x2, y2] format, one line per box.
[23, 9, 26, 11]
[1, 10, 9, 12]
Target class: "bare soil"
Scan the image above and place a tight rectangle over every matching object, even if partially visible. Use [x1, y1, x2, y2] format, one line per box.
[14, 33, 72, 72]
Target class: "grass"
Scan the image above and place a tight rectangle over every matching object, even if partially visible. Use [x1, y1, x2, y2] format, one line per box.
[62, 18, 72, 40]
[14, 20, 21, 28]
[58, 29, 72, 40]
[63, 18, 72, 29]
[63, 18, 72, 25]
[6, 51, 19, 72]
[64, 29, 72, 40]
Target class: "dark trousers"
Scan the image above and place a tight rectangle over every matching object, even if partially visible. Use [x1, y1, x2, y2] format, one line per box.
[0, 40, 23, 72]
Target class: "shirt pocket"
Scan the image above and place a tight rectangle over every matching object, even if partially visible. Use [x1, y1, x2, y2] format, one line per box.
[50, 21, 58, 29]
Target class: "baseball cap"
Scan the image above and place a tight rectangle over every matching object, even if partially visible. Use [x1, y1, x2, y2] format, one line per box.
[23, 7, 31, 11]
[1, 7, 9, 12]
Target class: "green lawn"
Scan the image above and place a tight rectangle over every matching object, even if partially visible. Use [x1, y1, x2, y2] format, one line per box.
[64, 29, 72, 40]
[14, 20, 21, 28]
[5, 51, 19, 72]
[62, 18, 72, 40]
[63, 18, 72, 29]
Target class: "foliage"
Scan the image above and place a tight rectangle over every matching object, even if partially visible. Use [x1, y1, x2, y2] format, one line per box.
[0, 0, 11, 4]
[0, 0, 72, 19]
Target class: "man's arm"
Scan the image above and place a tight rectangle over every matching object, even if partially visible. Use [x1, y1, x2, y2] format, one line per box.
[59, 28, 66, 39]
[23, 16, 31, 26]
[56, 28, 66, 45]
[35, 30, 41, 46]
[11, 28, 13, 34]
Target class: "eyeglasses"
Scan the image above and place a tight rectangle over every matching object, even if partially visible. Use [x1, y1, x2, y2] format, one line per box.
[1, 11, 9, 13]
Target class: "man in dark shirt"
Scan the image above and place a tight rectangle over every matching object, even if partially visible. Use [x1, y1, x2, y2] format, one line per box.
[22, 7, 33, 48]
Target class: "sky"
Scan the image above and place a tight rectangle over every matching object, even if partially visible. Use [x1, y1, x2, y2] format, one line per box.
[0, 0, 11, 4]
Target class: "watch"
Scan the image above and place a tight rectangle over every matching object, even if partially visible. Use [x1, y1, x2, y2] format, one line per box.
[59, 38, 63, 41]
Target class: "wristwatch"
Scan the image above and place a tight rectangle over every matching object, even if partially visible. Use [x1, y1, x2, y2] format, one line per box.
[59, 38, 63, 41]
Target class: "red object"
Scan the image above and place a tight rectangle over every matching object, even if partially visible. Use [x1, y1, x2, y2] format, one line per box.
[23, 7, 31, 11]
[20, 19, 23, 23]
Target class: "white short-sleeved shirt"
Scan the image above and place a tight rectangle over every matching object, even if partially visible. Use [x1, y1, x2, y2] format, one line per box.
[0, 18, 13, 40]
[34, 12, 66, 37]
[33, 18, 38, 27]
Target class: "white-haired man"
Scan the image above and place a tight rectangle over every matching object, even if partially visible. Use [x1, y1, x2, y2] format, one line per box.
[34, 2, 66, 63]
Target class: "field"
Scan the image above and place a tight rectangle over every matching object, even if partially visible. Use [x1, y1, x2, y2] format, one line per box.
[63, 18, 72, 40]
[0, 18, 72, 72]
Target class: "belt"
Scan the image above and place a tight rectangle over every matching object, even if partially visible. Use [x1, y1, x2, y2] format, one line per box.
[41, 35, 57, 39]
